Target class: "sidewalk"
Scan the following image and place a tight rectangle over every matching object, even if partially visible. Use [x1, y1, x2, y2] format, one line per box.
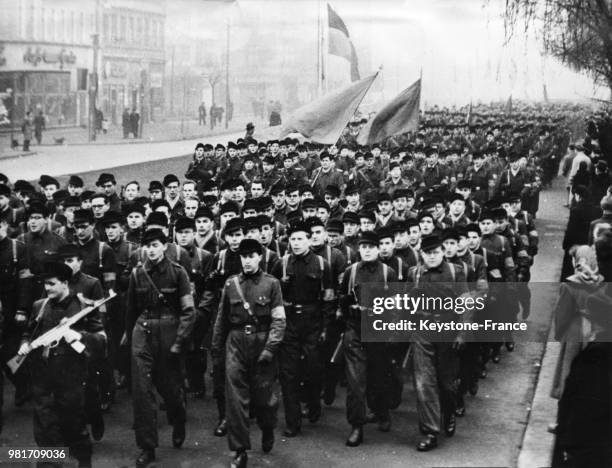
[0, 114, 270, 156]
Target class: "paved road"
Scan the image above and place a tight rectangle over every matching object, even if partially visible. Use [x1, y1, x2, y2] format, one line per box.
[0, 148, 566, 467]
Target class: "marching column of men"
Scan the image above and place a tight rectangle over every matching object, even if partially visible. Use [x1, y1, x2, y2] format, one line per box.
[0, 102, 582, 467]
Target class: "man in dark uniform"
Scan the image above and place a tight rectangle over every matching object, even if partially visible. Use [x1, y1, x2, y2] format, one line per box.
[406, 235, 470, 451]
[17, 202, 67, 301]
[338, 231, 398, 446]
[125, 229, 196, 468]
[173, 216, 215, 398]
[207, 218, 247, 437]
[271, 221, 334, 436]
[18, 261, 106, 468]
[212, 239, 286, 468]
[0, 216, 32, 423]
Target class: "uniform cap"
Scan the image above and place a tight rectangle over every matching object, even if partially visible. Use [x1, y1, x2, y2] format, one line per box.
[141, 228, 167, 245]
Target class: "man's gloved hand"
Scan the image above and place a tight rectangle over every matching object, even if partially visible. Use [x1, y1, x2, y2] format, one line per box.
[257, 349, 274, 365]
[17, 342, 31, 356]
[318, 329, 327, 344]
[452, 335, 465, 351]
[14, 311, 27, 325]
[170, 343, 182, 354]
[63, 328, 82, 344]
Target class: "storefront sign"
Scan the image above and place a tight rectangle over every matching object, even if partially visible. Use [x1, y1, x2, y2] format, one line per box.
[23, 47, 77, 69]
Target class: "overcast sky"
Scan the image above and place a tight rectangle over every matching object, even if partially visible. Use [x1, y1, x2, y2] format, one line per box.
[170, 0, 607, 105]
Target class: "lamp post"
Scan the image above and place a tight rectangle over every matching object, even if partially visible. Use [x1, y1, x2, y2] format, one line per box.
[89, 33, 100, 142]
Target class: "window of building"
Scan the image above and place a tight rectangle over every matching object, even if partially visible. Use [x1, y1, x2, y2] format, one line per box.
[137, 17, 143, 45]
[145, 18, 150, 46]
[78, 12, 84, 43]
[120, 15, 126, 42]
[59, 9, 65, 42]
[111, 14, 117, 42]
[68, 11, 75, 43]
[103, 13, 109, 43]
[41, 7, 46, 40]
[129, 16, 134, 43]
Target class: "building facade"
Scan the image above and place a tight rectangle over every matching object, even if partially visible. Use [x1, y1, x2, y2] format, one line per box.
[0, 0, 96, 127]
[99, 0, 166, 125]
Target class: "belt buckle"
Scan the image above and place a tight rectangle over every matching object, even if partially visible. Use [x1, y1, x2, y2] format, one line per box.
[244, 324, 255, 335]
[294, 304, 303, 314]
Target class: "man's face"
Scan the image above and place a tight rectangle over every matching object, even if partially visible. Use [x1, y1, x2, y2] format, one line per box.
[394, 231, 409, 249]
[365, 158, 374, 168]
[320, 158, 331, 170]
[456, 188, 471, 200]
[328, 231, 342, 248]
[251, 184, 264, 198]
[233, 186, 246, 203]
[378, 238, 394, 258]
[479, 219, 495, 235]
[270, 143, 279, 154]
[124, 183, 139, 201]
[301, 191, 314, 201]
[286, 191, 300, 208]
[408, 226, 420, 246]
[261, 224, 273, 243]
[44, 278, 68, 300]
[0, 195, 9, 210]
[344, 222, 358, 237]
[245, 228, 262, 242]
[433, 203, 445, 218]
[495, 217, 508, 231]
[421, 246, 444, 268]
[346, 193, 360, 206]
[458, 235, 469, 253]
[105, 222, 123, 243]
[272, 192, 285, 207]
[225, 231, 244, 251]
[144, 240, 167, 262]
[393, 197, 407, 212]
[310, 226, 327, 247]
[149, 189, 163, 201]
[241, 252, 261, 274]
[195, 216, 213, 235]
[263, 162, 274, 173]
[243, 208, 257, 218]
[175, 228, 195, 247]
[182, 183, 196, 200]
[91, 197, 108, 218]
[390, 167, 401, 179]
[359, 243, 378, 262]
[264, 206, 275, 219]
[324, 194, 338, 208]
[467, 231, 481, 250]
[378, 201, 392, 216]
[283, 159, 293, 170]
[426, 154, 438, 167]
[68, 185, 83, 197]
[43, 184, 58, 200]
[28, 213, 46, 233]
[165, 182, 180, 199]
[216, 148, 225, 158]
[184, 200, 199, 218]
[450, 200, 465, 216]
[355, 156, 365, 167]
[228, 148, 237, 158]
[419, 217, 434, 235]
[317, 208, 330, 225]
[302, 207, 317, 219]
[75, 222, 94, 242]
[220, 212, 237, 227]
[289, 231, 310, 255]
[63, 256, 82, 275]
[195, 147, 204, 159]
[127, 212, 145, 230]
[101, 181, 116, 196]
[360, 219, 375, 232]
[443, 238, 459, 258]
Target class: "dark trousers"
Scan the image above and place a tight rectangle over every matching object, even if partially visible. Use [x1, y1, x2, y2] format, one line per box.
[131, 317, 186, 450]
[278, 310, 322, 431]
[320, 317, 344, 397]
[185, 311, 210, 393]
[30, 355, 91, 465]
[1, 322, 29, 407]
[458, 343, 481, 394]
[225, 330, 278, 452]
[412, 337, 459, 435]
[23, 139, 30, 151]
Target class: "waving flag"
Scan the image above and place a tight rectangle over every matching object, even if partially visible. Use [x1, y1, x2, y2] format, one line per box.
[328, 4, 360, 81]
[357, 79, 421, 145]
[280, 72, 378, 144]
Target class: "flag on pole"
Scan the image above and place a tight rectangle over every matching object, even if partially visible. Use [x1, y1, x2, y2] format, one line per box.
[505, 95, 513, 114]
[328, 4, 360, 81]
[466, 101, 473, 125]
[280, 72, 378, 144]
[357, 78, 421, 145]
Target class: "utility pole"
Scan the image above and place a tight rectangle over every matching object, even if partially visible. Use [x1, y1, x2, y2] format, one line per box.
[89, 33, 99, 142]
[224, 19, 230, 129]
[170, 45, 175, 116]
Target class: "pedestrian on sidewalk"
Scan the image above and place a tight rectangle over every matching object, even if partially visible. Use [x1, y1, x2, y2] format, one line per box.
[21, 111, 33, 151]
[122, 108, 130, 138]
[33, 110, 45, 145]
[198, 102, 207, 126]
[130, 109, 140, 139]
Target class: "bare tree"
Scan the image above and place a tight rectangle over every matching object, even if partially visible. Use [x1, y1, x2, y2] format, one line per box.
[501, 0, 612, 91]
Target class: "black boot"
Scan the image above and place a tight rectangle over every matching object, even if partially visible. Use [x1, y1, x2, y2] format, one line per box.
[416, 434, 437, 451]
[172, 422, 186, 448]
[262, 428, 274, 453]
[90, 412, 105, 441]
[135, 449, 155, 468]
[231, 450, 247, 468]
[214, 418, 227, 437]
[345, 426, 363, 447]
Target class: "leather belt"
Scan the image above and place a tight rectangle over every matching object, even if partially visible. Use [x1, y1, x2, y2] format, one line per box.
[230, 323, 270, 335]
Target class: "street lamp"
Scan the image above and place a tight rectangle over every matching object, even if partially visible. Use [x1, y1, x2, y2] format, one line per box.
[89, 33, 100, 142]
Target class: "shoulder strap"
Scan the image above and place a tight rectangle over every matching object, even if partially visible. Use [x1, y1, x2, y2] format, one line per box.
[318, 254, 324, 291]
[448, 262, 456, 282]
[348, 262, 359, 293]
[469, 251, 475, 271]
[282, 254, 289, 282]
[127, 241, 133, 258]
[383, 263, 389, 289]
[35, 298, 51, 322]
[11, 239, 17, 264]
[231, 276, 259, 325]
[99, 242, 105, 269]
[415, 265, 422, 288]
[482, 247, 488, 267]
[397, 257, 403, 281]
[176, 244, 180, 259]
[217, 249, 227, 276]
[345, 246, 351, 265]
